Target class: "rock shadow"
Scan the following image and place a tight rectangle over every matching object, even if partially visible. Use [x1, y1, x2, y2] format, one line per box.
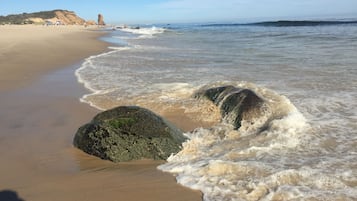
[0, 190, 25, 201]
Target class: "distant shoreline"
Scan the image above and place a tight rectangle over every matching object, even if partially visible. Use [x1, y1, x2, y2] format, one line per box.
[201, 20, 357, 27]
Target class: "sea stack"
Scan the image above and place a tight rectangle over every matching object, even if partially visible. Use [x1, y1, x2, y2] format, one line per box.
[98, 14, 105, 25]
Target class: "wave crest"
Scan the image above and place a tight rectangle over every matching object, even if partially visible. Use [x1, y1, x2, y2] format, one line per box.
[119, 26, 167, 38]
[159, 82, 311, 201]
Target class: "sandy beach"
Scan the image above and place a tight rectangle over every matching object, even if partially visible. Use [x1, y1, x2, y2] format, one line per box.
[0, 25, 108, 91]
[0, 25, 201, 201]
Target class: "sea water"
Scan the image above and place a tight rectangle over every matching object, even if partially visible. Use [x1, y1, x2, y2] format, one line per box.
[76, 22, 357, 200]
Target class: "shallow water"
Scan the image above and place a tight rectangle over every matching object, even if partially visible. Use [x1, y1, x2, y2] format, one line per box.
[76, 23, 357, 200]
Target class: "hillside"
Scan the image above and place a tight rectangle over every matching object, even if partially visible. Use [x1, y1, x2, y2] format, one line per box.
[0, 10, 88, 25]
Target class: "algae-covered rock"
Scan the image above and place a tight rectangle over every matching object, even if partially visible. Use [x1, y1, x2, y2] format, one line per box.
[73, 106, 187, 162]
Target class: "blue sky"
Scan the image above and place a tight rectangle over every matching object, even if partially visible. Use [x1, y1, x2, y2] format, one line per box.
[1, 0, 356, 24]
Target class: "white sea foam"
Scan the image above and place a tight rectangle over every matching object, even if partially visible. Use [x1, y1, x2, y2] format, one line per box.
[158, 82, 314, 200]
[120, 26, 167, 38]
[159, 108, 355, 200]
[75, 47, 131, 110]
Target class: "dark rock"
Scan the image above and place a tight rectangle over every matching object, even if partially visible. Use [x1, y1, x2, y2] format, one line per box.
[195, 85, 265, 129]
[97, 14, 105, 25]
[73, 106, 187, 162]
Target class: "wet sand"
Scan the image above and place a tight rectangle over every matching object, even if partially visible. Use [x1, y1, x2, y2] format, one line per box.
[0, 25, 201, 201]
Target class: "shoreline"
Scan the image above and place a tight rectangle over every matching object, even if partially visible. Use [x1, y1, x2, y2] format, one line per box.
[0, 25, 108, 91]
[0, 25, 202, 201]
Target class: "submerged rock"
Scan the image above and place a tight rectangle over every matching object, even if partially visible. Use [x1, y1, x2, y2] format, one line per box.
[195, 85, 265, 129]
[73, 106, 187, 162]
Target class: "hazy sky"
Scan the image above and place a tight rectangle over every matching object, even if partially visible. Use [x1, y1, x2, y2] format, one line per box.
[1, 0, 356, 24]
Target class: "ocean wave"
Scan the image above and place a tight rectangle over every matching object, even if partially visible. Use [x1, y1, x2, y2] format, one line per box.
[158, 83, 356, 201]
[119, 26, 167, 38]
[158, 82, 318, 201]
[75, 48, 131, 110]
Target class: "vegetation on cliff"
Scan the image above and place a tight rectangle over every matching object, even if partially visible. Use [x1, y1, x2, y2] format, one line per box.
[0, 9, 87, 25]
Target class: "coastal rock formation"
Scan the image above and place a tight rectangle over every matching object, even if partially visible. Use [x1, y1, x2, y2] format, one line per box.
[51, 10, 85, 25]
[26, 17, 44, 24]
[0, 10, 87, 25]
[194, 85, 265, 129]
[85, 20, 97, 26]
[73, 106, 187, 162]
[97, 14, 105, 25]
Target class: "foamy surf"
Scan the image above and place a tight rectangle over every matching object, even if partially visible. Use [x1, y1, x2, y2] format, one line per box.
[75, 23, 357, 200]
[159, 115, 355, 200]
[120, 26, 167, 38]
[157, 82, 322, 201]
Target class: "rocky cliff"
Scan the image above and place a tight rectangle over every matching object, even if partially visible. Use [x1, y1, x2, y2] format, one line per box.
[51, 10, 86, 25]
[0, 10, 90, 25]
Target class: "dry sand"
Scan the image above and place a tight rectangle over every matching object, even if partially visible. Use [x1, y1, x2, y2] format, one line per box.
[0, 25, 201, 201]
[0, 25, 108, 91]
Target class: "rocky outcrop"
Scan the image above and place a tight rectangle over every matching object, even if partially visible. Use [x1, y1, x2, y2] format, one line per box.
[73, 106, 187, 162]
[85, 20, 97, 26]
[51, 10, 85, 25]
[26, 17, 44, 24]
[194, 85, 265, 129]
[0, 10, 88, 25]
[98, 14, 105, 25]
